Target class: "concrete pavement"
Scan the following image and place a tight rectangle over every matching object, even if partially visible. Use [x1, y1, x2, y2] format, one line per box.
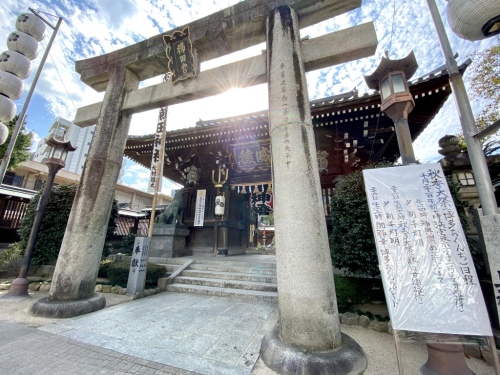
[0, 289, 495, 374]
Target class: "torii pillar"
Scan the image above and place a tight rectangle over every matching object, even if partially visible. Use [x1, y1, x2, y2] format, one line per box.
[30, 66, 139, 318]
[259, 6, 367, 374]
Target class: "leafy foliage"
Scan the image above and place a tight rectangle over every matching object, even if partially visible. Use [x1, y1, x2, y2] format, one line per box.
[120, 233, 137, 253]
[330, 164, 389, 277]
[330, 163, 482, 277]
[334, 275, 385, 313]
[107, 261, 166, 288]
[18, 184, 77, 266]
[16, 184, 119, 266]
[467, 41, 500, 141]
[0, 242, 23, 271]
[0, 116, 33, 171]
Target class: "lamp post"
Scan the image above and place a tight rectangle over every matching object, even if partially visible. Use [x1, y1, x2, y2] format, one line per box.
[2, 131, 75, 299]
[364, 51, 418, 165]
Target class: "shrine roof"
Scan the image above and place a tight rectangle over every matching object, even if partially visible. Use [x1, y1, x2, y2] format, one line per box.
[124, 60, 469, 186]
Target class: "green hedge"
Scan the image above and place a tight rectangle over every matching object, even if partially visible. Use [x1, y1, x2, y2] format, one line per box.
[107, 262, 166, 288]
[334, 275, 385, 313]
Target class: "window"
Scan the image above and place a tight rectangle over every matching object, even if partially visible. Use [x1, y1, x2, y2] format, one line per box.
[34, 178, 44, 190]
[457, 172, 475, 186]
[380, 78, 391, 101]
[391, 73, 406, 93]
[3, 172, 24, 187]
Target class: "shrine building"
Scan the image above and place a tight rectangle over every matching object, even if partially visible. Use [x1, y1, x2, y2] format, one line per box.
[124, 62, 465, 256]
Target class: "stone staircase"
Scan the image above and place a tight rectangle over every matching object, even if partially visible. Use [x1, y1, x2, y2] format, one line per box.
[162, 257, 278, 303]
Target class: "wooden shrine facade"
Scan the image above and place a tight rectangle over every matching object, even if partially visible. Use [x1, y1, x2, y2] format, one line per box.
[124, 62, 464, 253]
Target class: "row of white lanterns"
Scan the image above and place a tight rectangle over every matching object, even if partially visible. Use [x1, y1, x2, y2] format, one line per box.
[0, 12, 46, 145]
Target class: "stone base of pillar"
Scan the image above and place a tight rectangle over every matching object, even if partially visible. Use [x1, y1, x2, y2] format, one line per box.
[29, 293, 106, 319]
[259, 326, 367, 375]
[149, 226, 190, 258]
[420, 344, 473, 375]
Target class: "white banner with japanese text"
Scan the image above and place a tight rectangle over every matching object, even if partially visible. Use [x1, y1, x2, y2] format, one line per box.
[147, 107, 167, 193]
[363, 164, 491, 336]
[194, 189, 206, 227]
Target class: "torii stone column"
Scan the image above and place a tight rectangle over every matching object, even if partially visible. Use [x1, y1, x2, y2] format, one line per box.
[259, 6, 366, 374]
[30, 66, 139, 318]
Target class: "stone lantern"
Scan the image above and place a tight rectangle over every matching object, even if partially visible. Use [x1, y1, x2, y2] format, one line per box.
[2, 131, 75, 299]
[447, 0, 500, 40]
[364, 51, 418, 165]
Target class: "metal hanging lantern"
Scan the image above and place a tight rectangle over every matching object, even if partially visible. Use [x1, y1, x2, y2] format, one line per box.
[0, 122, 8, 145]
[16, 12, 46, 42]
[447, 0, 500, 40]
[0, 51, 32, 79]
[0, 71, 24, 100]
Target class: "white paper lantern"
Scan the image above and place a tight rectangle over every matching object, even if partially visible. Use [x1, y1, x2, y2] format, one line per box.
[7, 31, 39, 60]
[16, 13, 46, 42]
[0, 95, 16, 123]
[0, 122, 8, 145]
[0, 50, 32, 79]
[0, 71, 24, 100]
[447, 0, 500, 41]
[215, 195, 225, 216]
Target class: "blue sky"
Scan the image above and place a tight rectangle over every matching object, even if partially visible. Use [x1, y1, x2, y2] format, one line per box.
[0, 0, 497, 194]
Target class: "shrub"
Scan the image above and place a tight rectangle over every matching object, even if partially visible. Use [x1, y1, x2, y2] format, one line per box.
[98, 259, 113, 278]
[0, 242, 23, 271]
[17, 183, 119, 266]
[334, 275, 385, 313]
[120, 233, 137, 254]
[107, 261, 166, 288]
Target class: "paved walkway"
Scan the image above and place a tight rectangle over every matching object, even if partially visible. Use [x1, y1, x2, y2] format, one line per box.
[0, 288, 495, 374]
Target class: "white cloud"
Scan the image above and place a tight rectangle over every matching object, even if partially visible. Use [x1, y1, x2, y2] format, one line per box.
[0, 0, 497, 193]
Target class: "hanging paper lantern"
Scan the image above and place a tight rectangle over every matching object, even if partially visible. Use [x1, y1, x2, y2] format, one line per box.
[0, 50, 32, 79]
[0, 122, 8, 145]
[16, 13, 46, 42]
[0, 71, 24, 100]
[0, 95, 16, 123]
[215, 194, 225, 216]
[447, 0, 500, 41]
[7, 31, 39, 60]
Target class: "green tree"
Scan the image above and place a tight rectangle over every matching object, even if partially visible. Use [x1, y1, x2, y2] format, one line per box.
[329, 163, 480, 277]
[467, 40, 500, 141]
[0, 116, 33, 171]
[17, 184, 119, 266]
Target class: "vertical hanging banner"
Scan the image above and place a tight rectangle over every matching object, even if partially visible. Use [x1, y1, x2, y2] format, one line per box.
[148, 107, 167, 193]
[194, 189, 206, 227]
[363, 163, 491, 336]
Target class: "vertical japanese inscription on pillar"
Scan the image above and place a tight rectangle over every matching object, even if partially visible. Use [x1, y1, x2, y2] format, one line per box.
[280, 62, 291, 168]
[363, 164, 491, 336]
[163, 26, 196, 83]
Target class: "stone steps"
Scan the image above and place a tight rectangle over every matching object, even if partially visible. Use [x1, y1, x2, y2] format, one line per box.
[163, 256, 278, 302]
[166, 283, 278, 303]
[180, 269, 277, 283]
[174, 276, 278, 292]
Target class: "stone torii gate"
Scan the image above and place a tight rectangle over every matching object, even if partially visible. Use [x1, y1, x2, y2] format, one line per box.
[32, 1, 377, 373]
